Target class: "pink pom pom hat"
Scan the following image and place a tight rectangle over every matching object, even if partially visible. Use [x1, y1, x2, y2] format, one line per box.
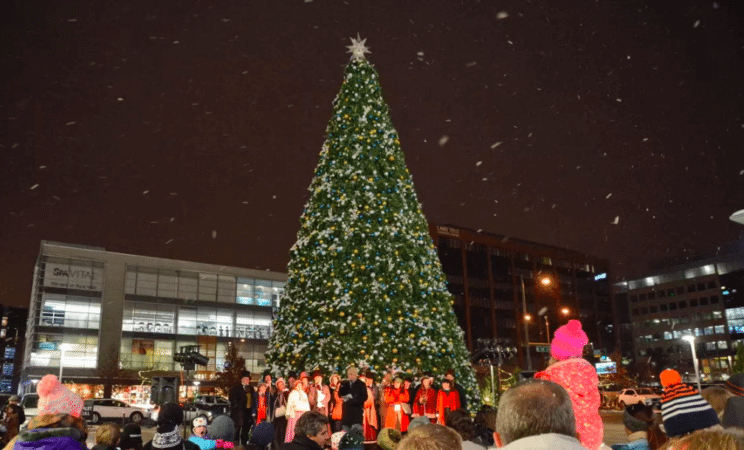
[550, 319, 589, 360]
[37, 374, 84, 417]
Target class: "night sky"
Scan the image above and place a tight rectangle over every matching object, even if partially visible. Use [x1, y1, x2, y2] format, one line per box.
[2, 0, 744, 309]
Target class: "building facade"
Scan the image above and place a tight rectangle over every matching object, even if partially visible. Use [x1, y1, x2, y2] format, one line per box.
[22, 241, 286, 393]
[429, 224, 616, 369]
[616, 254, 744, 382]
[0, 306, 27, 393]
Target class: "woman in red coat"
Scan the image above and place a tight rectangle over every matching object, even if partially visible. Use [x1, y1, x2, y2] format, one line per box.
[413, 374, 438, 423]
[436, 378, 460, 425]
[384, 377, 410, 432]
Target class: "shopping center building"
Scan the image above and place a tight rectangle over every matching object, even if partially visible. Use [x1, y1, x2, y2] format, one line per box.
[21, 241, 286, 396]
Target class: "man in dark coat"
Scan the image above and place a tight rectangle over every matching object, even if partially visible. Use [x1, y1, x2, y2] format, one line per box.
[278, 411, 330, 450]
[337, 367, 368, 431]
[229, 370, 252, 444]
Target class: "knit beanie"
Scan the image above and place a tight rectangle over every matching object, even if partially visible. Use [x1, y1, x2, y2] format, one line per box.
[193, 416, 208, 429]
[338, 428, 364, 450]
[408, 416, 431, 431]
[660, 370, 720, 437]
[550, 320, 588, 360]
[660, 369, 682, 388]
[209, 415, 235, 442]
[622, 404, 654, 433]
[37, 374, 84, 417]
[157, 403, 184, 432]
[120, 423, 143, 449]
[249, 422, 274, 447]
[726, 373, 744, 396]
[377, 428, 402, 450]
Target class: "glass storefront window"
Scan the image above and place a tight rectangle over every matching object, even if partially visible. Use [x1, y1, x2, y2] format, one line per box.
[237, 278, 254, 305]
[178, 308, 197, 335]
[29, 335, 97, 368]
[40, 294, 101, 329]
[198, 274, 217, 301]
[125, 302, 175, 334]
[235, 312, 272, 340]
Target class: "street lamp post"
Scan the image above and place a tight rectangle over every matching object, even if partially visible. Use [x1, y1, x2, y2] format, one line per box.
[58, 343, 73, 382]
[519, 275, 533, 371]
[682, 336, 702, 392]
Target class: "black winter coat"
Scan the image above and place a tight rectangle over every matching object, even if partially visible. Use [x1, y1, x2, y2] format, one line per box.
[337, 379, 367, 426]
[228, 383, 247, 425]
[278, 436, 324, 450]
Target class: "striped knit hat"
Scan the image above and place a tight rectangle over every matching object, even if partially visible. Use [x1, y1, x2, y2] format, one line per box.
[660, 369, 720, 437]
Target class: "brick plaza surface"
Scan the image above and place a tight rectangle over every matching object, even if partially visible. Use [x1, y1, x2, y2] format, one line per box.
[86, 411, 629, 448]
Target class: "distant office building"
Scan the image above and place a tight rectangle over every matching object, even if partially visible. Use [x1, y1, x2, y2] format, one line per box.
[22, 241, 286, 393]
[616, 252, 744, 382]
[0, 306, 27, 394]
[429, 224, 616, 369]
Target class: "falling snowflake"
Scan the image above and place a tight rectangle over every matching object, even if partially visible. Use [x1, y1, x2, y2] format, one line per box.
[466, 61, 477, 67]
[497, 11, 509, 19]
[606, 193, 612, 199]
[438, 135, 449, 146]
[490, 142, 502, 149]
[694, 20, 701, 28]
[212, 230, 217, 239]
[117, 98, 124, 101]
[66, 121, 76, 126]
[166, 239, 173, 244]
[612, 216, 620, 225]
[143, 190, 149, 194]
[30, 184, 39, 190]
[476, 161, 483, 166]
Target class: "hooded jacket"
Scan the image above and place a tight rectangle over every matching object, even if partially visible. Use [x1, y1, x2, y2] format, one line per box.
[536, 358, 603, 450]
[4, 414, 88, 450]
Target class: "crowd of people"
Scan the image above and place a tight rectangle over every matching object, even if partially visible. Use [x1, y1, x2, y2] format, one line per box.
[8, 319, 744, 449]
[226, 364, 470, 449]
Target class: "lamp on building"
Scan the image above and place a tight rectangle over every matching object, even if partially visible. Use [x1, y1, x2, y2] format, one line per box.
[58, 343, 73, 382]
[682, 336, 702, 392]
[193, 381, 201, 396]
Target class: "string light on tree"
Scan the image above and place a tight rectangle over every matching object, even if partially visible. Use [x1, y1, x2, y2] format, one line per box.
[266, 37, 479, 411]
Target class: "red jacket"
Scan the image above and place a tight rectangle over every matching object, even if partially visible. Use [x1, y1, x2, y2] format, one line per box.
[436, 389, 460, 424]
[413, 387, 437, 418]
[536, 358, 603, 450]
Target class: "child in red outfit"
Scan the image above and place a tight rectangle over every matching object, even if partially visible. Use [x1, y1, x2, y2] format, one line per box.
[535, 319, 604, 450]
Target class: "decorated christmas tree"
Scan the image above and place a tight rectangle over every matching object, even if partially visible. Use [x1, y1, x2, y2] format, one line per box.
[266, 36, 479, 410]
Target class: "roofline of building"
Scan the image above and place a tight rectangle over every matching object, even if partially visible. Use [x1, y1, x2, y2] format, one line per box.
[432, 223, 609, 268]
[38, 240, 287, 281]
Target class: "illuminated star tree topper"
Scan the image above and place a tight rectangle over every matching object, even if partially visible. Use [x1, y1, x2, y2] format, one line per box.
[346, 33, 371, 60]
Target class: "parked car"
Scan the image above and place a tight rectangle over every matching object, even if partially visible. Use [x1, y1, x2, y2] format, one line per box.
[618, 388, 662, 410]
[20, 393, 39, 427]
[82, 399, 151, 424]
[152, 395, 229, 424]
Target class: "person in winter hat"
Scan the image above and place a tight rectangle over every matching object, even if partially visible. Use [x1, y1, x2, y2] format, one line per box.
[659, 368, 720, 438]
[208, 415, 236, 449]
[4, 374, 88, 450]
[535, 319, 604, 450]
[246, 421, 273, 450]
[337, 424, 364, 450]
[610, 404, 667, 450]
[120, 423, 143, 450]
[188, 416, 215, 450]
[722, 372, 744, 428]
[143, 403, 199, 450]
[376, 428, 402, 450]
